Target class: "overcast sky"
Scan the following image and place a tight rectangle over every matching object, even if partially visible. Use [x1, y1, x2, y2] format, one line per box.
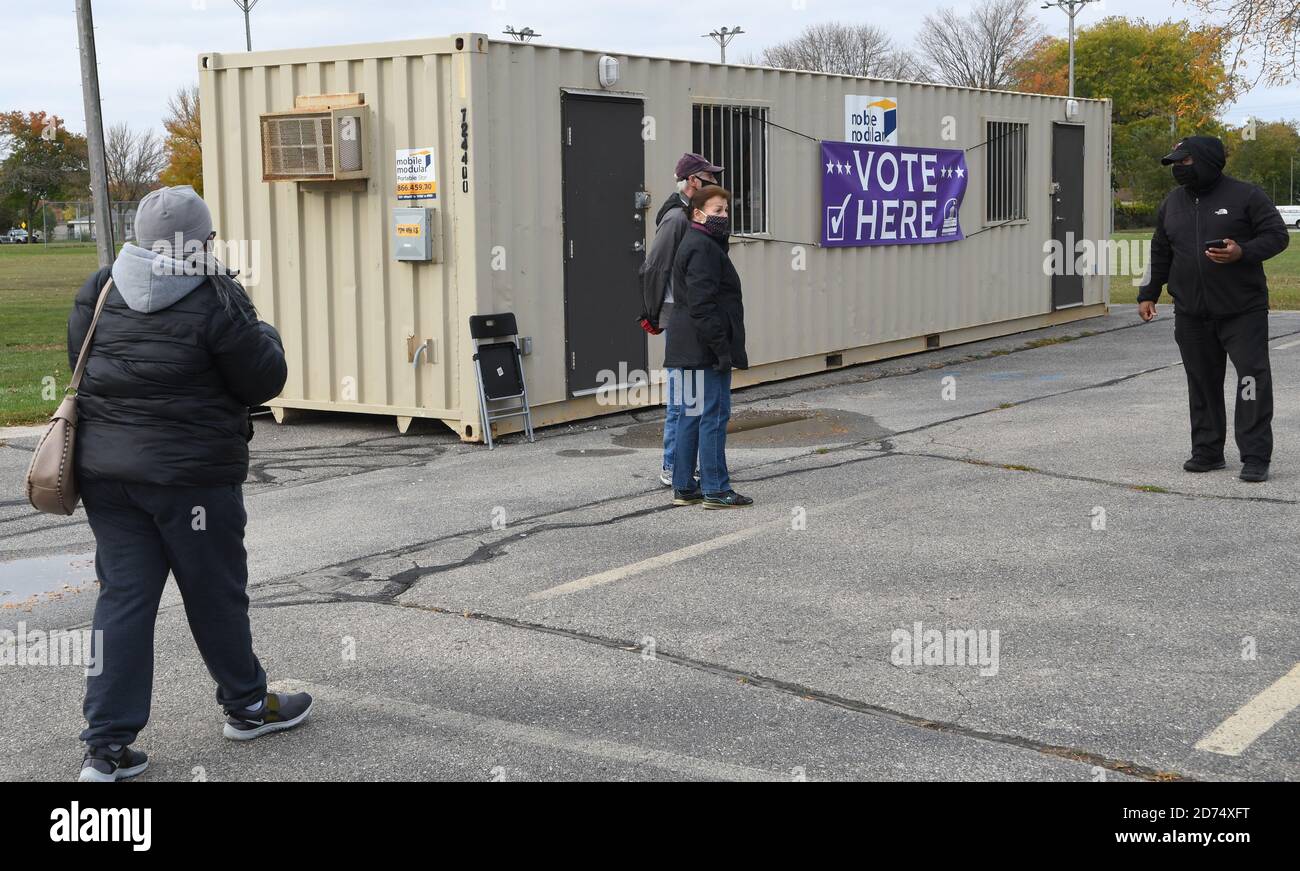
[3, 0, 1296, 138]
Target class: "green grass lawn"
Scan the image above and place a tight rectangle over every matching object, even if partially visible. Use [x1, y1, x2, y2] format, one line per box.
[1109, 229, 1300, 308]
[0, 244, 107, 426]
[3, 231, 1299, 427]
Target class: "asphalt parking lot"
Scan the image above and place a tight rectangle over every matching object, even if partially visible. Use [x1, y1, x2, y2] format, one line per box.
[1, 304, 1296, 781]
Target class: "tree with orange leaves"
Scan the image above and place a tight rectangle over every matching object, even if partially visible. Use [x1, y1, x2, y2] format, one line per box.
[159, 85, 203, 195]
[0, 111, 89, 237]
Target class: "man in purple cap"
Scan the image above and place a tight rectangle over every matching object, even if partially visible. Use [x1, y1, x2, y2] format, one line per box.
[639, 152, 723, 486]
[1138, 135, 1289, 482]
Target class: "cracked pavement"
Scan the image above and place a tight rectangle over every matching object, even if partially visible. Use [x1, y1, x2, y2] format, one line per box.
[1, 304, 1297, 781]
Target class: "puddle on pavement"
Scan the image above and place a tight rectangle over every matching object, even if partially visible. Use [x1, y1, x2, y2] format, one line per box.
[0, 553, 98, 609]
[614, 408, 892, 449]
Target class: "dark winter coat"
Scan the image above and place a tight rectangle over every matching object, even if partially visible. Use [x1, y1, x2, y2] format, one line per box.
[638, 193, 690, 326]
[664, 224, 748, 371]
[66, 244, 287, 487]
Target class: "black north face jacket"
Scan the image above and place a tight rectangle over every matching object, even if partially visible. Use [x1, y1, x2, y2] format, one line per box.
[1139, 143, 1289, 317]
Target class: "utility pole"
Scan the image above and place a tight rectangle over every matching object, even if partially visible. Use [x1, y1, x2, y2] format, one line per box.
[703, 26, 744, 64]
[233, 0, 259, 51]
[1041, 1, 1096, 98]
[75, 0, 114, 267]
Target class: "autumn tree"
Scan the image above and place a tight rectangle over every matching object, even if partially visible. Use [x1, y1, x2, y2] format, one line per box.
[0, 111, 89, 236]
[1010, 17, 1239, 201]
[160, 84, 203, 194]
[1181, 0, 1300, 85]
[1226, 119, 1300, 204]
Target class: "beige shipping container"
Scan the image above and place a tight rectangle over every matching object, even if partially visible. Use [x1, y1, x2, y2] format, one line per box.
[199, 33, 1111, 441]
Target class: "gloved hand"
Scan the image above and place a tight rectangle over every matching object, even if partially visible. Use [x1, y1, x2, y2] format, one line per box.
[714, 355, 733, 372]
[638, 315, 663, 336]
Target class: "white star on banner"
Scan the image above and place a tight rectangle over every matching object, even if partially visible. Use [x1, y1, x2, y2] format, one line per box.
[956, 166, 965, 178]
[826, 160, 835, 174]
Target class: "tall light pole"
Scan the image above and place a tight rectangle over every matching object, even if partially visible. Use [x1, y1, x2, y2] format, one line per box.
[1041, 1, 1095, 99]
[75, 0, 114, 267]
[233, 0, 259, 52]
[703, 26, 744, 64]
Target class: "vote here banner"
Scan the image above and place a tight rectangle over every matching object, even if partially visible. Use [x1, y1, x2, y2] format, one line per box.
[821, 141, 968, 248]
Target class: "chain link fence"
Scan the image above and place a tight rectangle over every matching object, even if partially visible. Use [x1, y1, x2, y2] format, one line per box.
[4, 200, 142, 246]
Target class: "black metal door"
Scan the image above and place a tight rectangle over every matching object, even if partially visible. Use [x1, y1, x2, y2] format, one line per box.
[561, 93, 648, 395]
[1051, 123, 1086, 309]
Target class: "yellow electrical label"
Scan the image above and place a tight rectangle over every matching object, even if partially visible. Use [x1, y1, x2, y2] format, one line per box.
[396, 223, 421, 237]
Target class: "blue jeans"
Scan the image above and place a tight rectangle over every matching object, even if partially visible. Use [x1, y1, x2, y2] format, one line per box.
[673, 367, 731, 494]
[662, 367, 682, 471]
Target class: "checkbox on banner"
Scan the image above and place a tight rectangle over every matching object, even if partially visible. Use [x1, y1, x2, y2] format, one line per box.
[826, 193, 851, 242]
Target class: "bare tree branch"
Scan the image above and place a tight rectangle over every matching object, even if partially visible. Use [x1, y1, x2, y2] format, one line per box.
[916, 0, 1044, 89]
[752, 21, 924, 81]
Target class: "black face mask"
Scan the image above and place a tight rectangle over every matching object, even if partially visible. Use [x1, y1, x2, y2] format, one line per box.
[700, 214, 731, 238]
[1171, 163, 1198, 188]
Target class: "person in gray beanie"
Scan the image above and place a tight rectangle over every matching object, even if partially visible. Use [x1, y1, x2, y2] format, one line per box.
[68, 185, 313, 782]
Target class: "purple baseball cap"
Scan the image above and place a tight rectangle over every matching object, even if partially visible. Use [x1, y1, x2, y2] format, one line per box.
[674, 152, 724, 181]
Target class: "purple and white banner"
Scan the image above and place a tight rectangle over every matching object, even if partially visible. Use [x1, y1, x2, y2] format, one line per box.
[821, 141, 968, 247]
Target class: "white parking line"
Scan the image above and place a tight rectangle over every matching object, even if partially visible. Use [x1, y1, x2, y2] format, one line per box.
[1193, 663, 1300, 756]
[269, 679, 784, 781]
[528, 491, 879, 601]
[1273, 338, 1300, 351]
[528, 517, 786, 601]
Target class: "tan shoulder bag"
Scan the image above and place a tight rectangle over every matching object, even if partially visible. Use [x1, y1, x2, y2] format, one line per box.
[25, 278, 114, 515]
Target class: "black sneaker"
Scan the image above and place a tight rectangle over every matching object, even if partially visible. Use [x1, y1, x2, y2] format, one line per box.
[79, 744, 148, 782]
[673, 488, 704, 505]
[1240, 462, 1270, 483]
[703, 490, 754, 509]
[1183, 456, 1226, 473]
[223, 691, 313, 741]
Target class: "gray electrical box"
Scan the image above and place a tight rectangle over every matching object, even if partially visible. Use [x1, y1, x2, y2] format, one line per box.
[393, 207, 437, 262]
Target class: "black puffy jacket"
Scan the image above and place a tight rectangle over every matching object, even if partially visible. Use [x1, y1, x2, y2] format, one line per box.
[1139, 163, 1289, 317]
[67, 260, 287, 487]
[664, 225, 748, 370]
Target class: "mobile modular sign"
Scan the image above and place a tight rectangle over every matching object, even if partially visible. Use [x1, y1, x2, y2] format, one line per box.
[396, 147, 438, 200]
[821, 141, 968, 247]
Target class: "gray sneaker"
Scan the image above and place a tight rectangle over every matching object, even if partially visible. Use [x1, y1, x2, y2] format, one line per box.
[223, 691, 314, 741]
[79, 744, 149, 782]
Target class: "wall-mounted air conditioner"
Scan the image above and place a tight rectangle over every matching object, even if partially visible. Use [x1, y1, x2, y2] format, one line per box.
[260, 93, 369, 183]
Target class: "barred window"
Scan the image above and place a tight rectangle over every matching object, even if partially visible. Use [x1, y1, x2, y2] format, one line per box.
[692, 104, 768, 236]
[986, 121, 1028, 223]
